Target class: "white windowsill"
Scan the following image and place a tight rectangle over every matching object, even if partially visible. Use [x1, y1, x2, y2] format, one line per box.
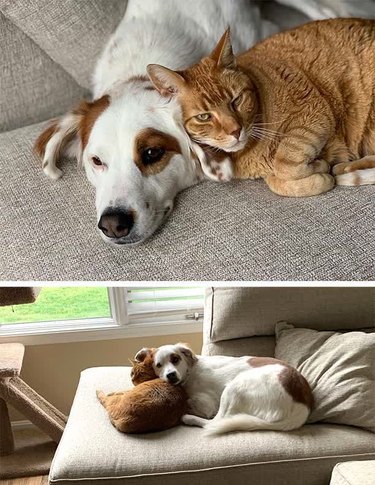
[0, 314, 203, 345]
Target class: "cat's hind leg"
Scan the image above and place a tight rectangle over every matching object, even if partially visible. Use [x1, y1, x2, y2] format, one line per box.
[333, 155, 375, 186]
[265, 173, 334, 197]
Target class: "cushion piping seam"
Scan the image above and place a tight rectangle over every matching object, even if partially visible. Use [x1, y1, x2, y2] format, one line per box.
[49, 452, 375, 482]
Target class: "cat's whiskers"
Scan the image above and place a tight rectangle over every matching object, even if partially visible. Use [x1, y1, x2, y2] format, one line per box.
[251, 126, 285, 141]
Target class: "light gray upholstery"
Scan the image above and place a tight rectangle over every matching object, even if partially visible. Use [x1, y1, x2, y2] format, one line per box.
[49, 367, 375, 485]
[49, 288, 375, 485]
[0, 0, 374, 281]
[202, 287, 375, 355]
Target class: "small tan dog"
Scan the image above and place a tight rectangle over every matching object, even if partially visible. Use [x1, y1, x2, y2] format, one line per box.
[97, 348, 187, 433]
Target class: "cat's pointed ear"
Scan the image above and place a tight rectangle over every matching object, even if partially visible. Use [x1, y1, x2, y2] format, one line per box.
[210, 28, 236, 69]
[147, 64, 186, 96]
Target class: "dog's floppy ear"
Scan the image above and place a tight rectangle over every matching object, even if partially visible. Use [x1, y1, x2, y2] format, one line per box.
[177, 343, 197, 365]
[34, 95, 110, 180]
[134, 347, 153, 362]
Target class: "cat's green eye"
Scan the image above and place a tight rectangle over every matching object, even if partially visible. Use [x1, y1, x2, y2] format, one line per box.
[196, 113, 212, 122]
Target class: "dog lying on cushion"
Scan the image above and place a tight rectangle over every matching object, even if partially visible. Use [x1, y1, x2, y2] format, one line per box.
[96, 348, 187, 433]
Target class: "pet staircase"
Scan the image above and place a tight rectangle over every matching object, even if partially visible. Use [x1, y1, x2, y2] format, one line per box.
[0, 287, 67, 455]
[0, 344, 67, 456]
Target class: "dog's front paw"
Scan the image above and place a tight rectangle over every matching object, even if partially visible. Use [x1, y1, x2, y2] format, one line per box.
[182, 414, 207, 428]
[182, 414, 198, 426]
[210, 157, 233, 182]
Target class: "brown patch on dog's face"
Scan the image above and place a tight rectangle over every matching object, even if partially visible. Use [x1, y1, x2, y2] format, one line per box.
[177, 343, 197, 366]
[75, 95, 110, 150]
[170, 353, 181, 365]
[34, 120, 59, 159]
[134, 128, 181, 176]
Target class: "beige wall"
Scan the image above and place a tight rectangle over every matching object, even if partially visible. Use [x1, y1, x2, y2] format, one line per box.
[11, 332, 203, 422]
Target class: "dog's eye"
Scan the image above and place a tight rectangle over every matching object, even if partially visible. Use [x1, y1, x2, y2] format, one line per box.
[141, 147, 165, 165]
[171, 355, 180, 365]
[92, 156, 103, 167]
[156, 363, 161, 368]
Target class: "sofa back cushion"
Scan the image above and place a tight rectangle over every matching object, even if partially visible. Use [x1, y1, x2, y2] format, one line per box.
[0, 0, 127, 131]
[203, 287, 374, 356]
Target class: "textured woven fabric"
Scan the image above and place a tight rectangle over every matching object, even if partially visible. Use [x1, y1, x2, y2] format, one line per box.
[203, 288, 375, 343]
[0, 0, 128, 90]
[49, 367, 375, 485]
[1, 122, 375, 281]
[0, 12, 87, 132]
[330, 461, 375, 485]
[275, 323, 375, 432]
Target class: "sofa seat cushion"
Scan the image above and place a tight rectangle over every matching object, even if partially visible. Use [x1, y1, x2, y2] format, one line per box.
[1, 122, 375, 281]
[49, 367, 375, 485]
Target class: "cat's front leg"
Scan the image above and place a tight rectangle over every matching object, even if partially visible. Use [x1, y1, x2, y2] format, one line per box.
[266, 173, 334, 197]
[270, 125, 335, 196]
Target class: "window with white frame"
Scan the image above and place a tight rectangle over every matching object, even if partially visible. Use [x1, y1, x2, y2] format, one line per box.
[0, 287, 205, 343]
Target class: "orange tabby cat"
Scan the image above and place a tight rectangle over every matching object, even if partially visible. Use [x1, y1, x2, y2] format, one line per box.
[148, 19, 375, 197]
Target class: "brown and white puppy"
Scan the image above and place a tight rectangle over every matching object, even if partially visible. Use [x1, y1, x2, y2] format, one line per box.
[96, 348, 187, 433]
[142, 343, 313, 435]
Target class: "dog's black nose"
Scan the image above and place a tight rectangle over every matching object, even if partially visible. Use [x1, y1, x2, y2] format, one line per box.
[98, 209, 134, 239]
[167, 372, 178, 384]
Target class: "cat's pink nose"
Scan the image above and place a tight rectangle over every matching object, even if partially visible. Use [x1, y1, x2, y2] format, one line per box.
[230, 128, 241, 140]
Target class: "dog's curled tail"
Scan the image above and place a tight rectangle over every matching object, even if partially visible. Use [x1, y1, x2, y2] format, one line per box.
[96, 390, 107, 407]
[204, 413, 298, 436]
[335, 168, 375, 186]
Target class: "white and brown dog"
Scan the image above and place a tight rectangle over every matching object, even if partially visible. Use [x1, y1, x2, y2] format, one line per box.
[135, 343, 313, 435]
[33, 0, 358, 245]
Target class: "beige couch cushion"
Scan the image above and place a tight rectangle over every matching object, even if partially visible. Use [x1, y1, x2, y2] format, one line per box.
[275, 322, 375, 432]
[204, 288, 375, 344]
[49, 367, 375, 485]
[330, 461, 375, 485]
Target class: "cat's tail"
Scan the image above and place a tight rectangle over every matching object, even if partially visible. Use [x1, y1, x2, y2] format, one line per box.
[204, 413, 298, 436]
[335, 168, 375, 186]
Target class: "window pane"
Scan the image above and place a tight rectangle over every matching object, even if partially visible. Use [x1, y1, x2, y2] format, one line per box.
[0, 287, 110, 324]
[127, 287, 205, 315]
